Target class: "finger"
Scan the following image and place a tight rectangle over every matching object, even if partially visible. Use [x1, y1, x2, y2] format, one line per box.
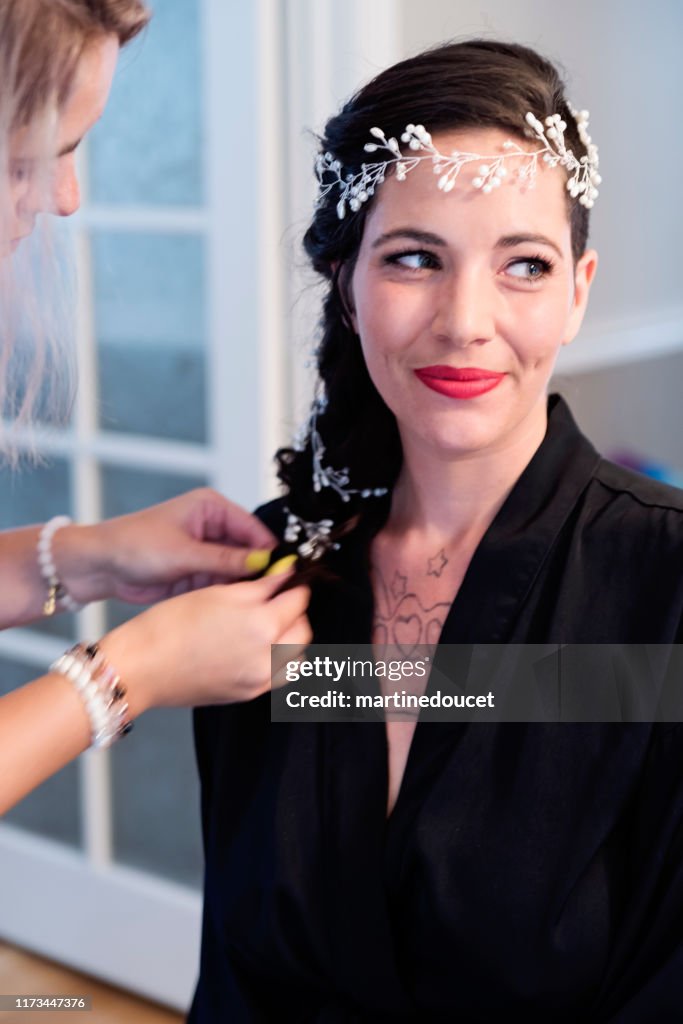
[114, 582, 174, 604]
[277, 614, 312, 650]
[268, 584, 311, 631]
[263, 554, 297, 577]
[271, 615, 312, 688]
[205, 498, 277, 549]
[179, 541, 274, 582]
[170, 571, 212, 593]
[170, 578, 193, 598]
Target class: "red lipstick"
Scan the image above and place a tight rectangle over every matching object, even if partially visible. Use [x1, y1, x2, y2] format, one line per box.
[414, 365, 506, 399]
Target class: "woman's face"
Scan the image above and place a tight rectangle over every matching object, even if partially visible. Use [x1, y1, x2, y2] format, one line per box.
[3, 34, 119, 257]
[348, 127, 598, 463]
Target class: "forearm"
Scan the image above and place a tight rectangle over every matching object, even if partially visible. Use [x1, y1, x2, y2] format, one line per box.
[0, 568, 311, 815]
[0, 673, 91, 816]
[0, 634, 152, 817]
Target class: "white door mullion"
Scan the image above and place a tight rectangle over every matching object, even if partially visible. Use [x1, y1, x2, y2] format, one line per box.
[255, 0, 288, 495]
[282, 0, 332, 422]
[203, 0, 289, 507]
[73, 144, 112, 867]
[284, 0, 402, 419]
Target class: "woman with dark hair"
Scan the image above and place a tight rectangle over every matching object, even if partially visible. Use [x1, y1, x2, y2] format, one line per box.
[191, 40, 683, 1020]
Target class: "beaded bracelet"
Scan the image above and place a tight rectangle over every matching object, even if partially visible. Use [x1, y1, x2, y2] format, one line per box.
[37, 516, 83, 616]
[50, 642, 134, 749]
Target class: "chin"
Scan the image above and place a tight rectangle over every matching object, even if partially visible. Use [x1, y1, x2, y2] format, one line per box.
[404, 418, 504, 459]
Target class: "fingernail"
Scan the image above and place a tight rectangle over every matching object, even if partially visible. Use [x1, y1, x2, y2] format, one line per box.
[244, 549, 272, 572]
[264, 554, 297, 577]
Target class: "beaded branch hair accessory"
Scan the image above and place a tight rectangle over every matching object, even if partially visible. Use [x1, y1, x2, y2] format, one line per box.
[285, 392, 387, 561]
[309, 393, 386, 503]
[283, 510, 337, 561]
[316, 108, 601, 219]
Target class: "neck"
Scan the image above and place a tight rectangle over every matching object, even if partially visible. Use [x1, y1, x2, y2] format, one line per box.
[389, 399, 549, 544]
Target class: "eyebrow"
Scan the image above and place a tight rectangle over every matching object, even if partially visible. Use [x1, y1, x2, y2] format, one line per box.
[56, 137, 83, 158]
[371, 229, 447, 248]
[371, 227, 564, 260]
[498, 233, 564, 260]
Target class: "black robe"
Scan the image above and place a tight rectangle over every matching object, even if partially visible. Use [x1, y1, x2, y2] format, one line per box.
[189, 396, 683, 1022]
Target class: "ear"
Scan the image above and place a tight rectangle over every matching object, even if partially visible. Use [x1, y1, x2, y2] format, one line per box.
[332, 260, 358, 333]
[561, 248, 598, 345]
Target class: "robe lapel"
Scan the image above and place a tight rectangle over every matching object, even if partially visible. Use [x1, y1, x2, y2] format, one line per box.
[438, 395, 602, 645]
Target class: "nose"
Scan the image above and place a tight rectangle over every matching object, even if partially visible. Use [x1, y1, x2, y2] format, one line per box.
[430, 267, 496, 348]
[50, 156, 81, 217]
[19, 156, 82, 219]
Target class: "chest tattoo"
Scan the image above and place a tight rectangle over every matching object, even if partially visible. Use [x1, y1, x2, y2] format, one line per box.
[427, 548, 448, 577]
[372, 549, 453, 658]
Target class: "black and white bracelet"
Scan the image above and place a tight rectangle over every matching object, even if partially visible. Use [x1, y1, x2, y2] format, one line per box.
[50, 642, 134, 749]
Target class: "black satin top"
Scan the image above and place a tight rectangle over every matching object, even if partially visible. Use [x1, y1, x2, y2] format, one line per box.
[189, 396, 683, 1022]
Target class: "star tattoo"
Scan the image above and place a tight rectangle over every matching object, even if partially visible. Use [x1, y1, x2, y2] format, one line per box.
[427, 548, 448, 578]
[390, 571, 408, 600]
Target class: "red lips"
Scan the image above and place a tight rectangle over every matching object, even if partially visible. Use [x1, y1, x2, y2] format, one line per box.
[414, 365, 506, 399]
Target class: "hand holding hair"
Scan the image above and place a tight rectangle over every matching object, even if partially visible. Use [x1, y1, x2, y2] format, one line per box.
[53, 487, 278, 605]
[0, 488, 278, 629]
[0, 564, 312, 815]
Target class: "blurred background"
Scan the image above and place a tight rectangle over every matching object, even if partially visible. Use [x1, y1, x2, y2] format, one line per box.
[1, 0, 682, 1012]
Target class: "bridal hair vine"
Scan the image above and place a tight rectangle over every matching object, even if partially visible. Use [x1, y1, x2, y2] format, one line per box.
[283, 509, 337, 561]
[316, 107, 601, 219]
[294, 392, 387, 503]
[285, 392, 387, 561]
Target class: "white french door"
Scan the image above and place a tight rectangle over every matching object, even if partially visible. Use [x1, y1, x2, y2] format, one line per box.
[0, 0, 399, 1009]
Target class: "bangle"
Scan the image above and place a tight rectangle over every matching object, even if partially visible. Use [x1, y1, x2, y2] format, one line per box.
[50, 642, 134, 749]
[38, 516, 83, 616]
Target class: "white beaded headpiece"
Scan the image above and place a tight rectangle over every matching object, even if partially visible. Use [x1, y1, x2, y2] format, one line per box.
[316, 108, 600, 219]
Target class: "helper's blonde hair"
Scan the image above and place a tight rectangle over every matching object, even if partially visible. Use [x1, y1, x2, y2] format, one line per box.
[0, 0, 150, 464]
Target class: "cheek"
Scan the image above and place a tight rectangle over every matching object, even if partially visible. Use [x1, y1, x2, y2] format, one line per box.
[357, 304, 410, 392]
[355, 279, 426, 357]
[355, 306, 407, 407]
[7, 179, 27, 213]
[506, 287, 574, 363]
[358, 320, 392, 384]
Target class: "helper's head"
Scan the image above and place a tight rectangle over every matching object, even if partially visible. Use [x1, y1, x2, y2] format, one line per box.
[0, 0, 149, 460]
[1, 0, 150, 253]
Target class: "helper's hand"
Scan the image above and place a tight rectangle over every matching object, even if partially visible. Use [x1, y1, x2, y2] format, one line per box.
[0, 564, 310, 816]
[98, 568, 312, 714]
[53, 488, 277, 605]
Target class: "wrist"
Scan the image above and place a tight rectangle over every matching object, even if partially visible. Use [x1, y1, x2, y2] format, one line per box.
[50, 642, 134, 749]
[97, 620, 156, 719]
[50, 522, 113, 605]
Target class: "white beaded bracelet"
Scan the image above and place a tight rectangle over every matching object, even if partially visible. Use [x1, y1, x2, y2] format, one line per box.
[50, 642, 134, 749]
[37, 515, 83, 616]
